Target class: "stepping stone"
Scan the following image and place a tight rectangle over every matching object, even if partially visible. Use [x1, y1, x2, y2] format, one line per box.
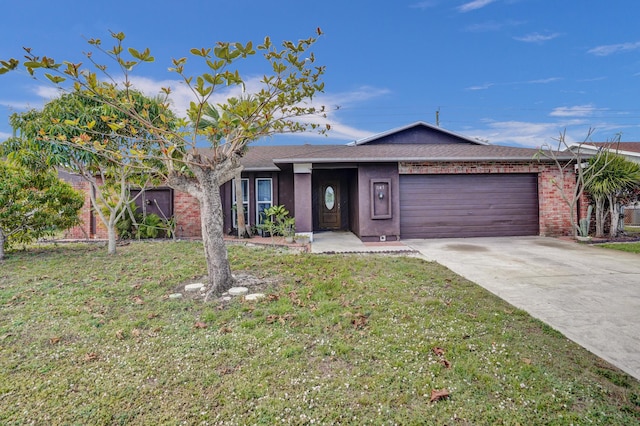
[245, 293, 265, 301]
[228, 287, 249, 296]
[222, 296, 232, 302]
[185, 283, 205, 292]
[169, 293, 183, 299]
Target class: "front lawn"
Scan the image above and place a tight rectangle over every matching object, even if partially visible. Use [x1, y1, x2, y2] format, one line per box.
[1, 242, 638, 424]
[599, 242, 640, 254]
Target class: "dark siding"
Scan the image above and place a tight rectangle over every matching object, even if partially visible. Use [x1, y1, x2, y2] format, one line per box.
[399, 174, 538, 238]
[364, 126, 476, 145]
[131, 188, 173, 219]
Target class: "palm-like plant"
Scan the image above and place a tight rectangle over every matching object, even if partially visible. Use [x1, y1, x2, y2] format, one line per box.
[585, 153, 640, 237]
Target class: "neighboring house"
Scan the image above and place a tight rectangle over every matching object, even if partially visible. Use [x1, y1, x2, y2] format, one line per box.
[568, 142, 640, 164]
[66, 122, 578, 241]
[568, 142, 640, 226]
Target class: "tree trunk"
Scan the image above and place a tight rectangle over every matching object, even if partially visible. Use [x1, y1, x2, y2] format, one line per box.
[0, 228, 5, 260]
[107, 220, 118, 255]
[200, 172, 236, 300]
[608, 195, 620, 238]
[234, 171, 250, 238]
[594, 196, 607, 238]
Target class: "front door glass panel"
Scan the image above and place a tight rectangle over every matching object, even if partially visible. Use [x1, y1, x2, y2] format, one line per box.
[324, 186, 335, 210]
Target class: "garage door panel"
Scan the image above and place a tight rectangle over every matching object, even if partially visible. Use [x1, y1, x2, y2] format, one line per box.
[400, 174, 538, 238]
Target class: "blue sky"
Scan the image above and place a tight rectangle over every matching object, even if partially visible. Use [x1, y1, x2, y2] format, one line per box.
[1, 0, 639, 148]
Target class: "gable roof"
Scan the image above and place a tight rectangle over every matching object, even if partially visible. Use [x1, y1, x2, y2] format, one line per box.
[234, 143, 567, 170]
[349, 121, 488, 146]
[200, 122, 574, 171]
[272, 144, 549, 163]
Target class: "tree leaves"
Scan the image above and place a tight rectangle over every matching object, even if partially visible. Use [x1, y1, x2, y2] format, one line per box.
[127, 47, 154, 62]
[0, 161, 84, 257]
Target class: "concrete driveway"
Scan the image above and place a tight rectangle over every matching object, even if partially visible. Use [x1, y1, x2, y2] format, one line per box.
[404, 236, 640, 380]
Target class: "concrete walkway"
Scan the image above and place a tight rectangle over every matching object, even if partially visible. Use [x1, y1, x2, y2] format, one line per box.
[312, 233, 640, 380]
[311, 231, 414, 254]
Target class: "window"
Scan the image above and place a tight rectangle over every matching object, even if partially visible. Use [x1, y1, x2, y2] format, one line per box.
[256, 178, 273, 225]
[232, 178, 249, 228]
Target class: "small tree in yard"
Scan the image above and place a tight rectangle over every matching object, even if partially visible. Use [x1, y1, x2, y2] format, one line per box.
[584, 152, 640, 238]
[536, 129, 620, 238]
[0, 160, 84, 260]
[5, 91, 171, 255]
[0, 30, 328, 299]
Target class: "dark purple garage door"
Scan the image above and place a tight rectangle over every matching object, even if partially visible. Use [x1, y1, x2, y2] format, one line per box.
[399, 174, 539, 238]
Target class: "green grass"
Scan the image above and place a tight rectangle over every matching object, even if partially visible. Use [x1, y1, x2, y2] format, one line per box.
[1, 241, 639, 425]
[599, 241, 640, 253]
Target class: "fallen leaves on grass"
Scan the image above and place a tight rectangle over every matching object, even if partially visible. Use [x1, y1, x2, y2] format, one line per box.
[266, 314, 295, 325]
[288, 291, 305, 307]
[84, 352, 99, 362]
[429, 388, 450, 403]
[194, 321, 208, 329]
[115, 330, 125, 340]
[132, 296, 144, 305]
[49, 336, 61, 345]
[433, 346, 452, 369]
[351, 312, 369, 329]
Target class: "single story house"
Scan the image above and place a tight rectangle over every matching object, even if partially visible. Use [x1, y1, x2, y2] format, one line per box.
[66, 122, 579, 241]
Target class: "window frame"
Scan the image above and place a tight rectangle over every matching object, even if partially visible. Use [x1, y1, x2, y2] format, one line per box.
[255, 178, 273, 225]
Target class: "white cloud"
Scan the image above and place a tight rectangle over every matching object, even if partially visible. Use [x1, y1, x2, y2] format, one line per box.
[0, 131, 12, 141]
[33, 85, 63, 100]
[0, 75, 387, 144]
[463, 119, 593, 148]
[128, 76, 387, 142]
[0, 99, 35, 110]
[0, 84, 62, 112]
[469, 120, 564, 147]
[514, 32, 561, 43]
[460, 105, 635, 148]
[458, 0, 497, 13]
[465, 77, 559, 91]
[549, 104, 599, 118]
[527, 77, 562, 84]
[466, 82, 494, 90]
[588, 41, 640, 56]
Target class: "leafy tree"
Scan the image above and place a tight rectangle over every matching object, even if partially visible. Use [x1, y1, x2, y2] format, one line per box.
[1, 30, 328, 298]
[585, 152, 640, 238]
[0, 160, 83, 259]
[196, 102, 250, 238]
[5, 91, 172, 254]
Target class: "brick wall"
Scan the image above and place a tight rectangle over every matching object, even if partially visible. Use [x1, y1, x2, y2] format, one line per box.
[174, 191, 202, 238]
[63, 179, 92, 239]
[399, 161, 578, 236]
[62, 179, 108, 240]
[62, 179, 203, 240]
